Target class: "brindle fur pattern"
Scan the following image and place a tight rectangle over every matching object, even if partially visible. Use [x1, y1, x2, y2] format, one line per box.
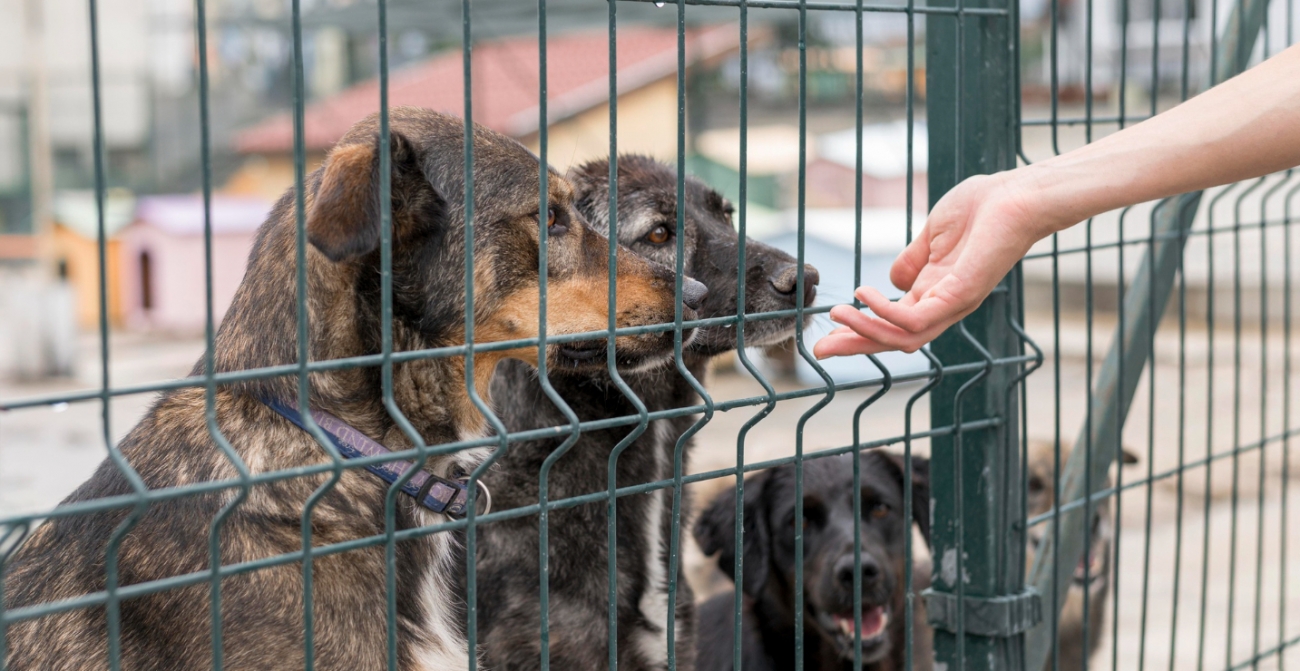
[476, 155, 818, 671]
[692, 451, 933, 671]
[2, 109, 687, 671]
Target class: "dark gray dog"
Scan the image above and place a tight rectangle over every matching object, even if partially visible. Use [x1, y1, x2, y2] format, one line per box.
[693, 451, 932, 671]
[476, 155, 818, 671]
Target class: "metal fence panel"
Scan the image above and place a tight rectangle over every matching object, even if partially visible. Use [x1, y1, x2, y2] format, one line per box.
[0, 1, 1298, 671]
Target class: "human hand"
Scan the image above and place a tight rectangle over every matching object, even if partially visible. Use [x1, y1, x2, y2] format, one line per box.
[813, 170, 1059, 358]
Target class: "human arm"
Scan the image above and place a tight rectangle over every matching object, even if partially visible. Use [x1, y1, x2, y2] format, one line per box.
[813, 42, 1300, 358]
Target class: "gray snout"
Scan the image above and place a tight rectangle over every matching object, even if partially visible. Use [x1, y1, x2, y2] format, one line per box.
[770, 263, 820, 306]
[681, 277, 708, 311]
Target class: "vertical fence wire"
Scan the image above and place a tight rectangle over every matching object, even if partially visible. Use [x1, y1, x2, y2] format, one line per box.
[667, 5, 716, 668]
[195, 0, 252, 665]
[88, 0, 149, 667]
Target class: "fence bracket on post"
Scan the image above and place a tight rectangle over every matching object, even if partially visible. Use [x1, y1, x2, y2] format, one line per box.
[1020, 2, 1270, 669]
[924, 0, 1026, 665]
[925, 588, 1043, 639]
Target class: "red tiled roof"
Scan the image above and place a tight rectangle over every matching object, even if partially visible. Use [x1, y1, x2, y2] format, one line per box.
[235, 24, 740, 154]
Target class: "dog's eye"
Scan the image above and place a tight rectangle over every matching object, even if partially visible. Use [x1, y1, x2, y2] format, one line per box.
[538, 207, 567, 236]
[645, 225, 672, 245]
[868, 502, 891, 519]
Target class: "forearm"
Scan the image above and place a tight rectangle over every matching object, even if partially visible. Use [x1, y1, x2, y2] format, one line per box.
[1013, 42, 1300, 235]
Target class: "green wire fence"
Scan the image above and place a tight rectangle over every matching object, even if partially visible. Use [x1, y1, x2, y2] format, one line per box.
[0, 0, 1297, 670]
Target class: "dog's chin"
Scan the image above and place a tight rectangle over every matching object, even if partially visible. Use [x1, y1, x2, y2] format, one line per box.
[548, 330, 694, 374]
[812, 604, 892, 663]
[1073, 535, 1110, 592]
[1029, 519, 1110, 592]
[689, 311, 810, 355]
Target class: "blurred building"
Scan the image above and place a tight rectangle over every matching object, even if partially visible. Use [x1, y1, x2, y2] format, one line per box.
[1028, 0, 1299, 95]
[0, 0, 195, 234]
[229, 24, 743, 199]
[688, 120, 927, 213]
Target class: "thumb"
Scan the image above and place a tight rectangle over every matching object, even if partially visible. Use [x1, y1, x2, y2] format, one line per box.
[890, 226, 931, 292]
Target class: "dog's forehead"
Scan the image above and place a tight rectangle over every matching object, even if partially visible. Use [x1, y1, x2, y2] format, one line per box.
[770, 457, 856, 500]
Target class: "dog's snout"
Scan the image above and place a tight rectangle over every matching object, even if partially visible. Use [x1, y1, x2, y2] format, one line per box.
[834, 553, 880, 588]
[770, 263, 820, 306]
[682, 277, 708, 311]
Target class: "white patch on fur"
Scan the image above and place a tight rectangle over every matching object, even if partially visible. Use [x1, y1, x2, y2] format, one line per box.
[452, 419, 495, 480]
[409, 516, 476, 671]
[633, 419, 676, 668]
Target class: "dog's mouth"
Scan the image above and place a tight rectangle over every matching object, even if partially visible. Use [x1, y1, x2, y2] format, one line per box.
[1028, 521, 1110, 590]
[558, 341, 605, 362]
[1073, 535, 1109, 589]
[815, 605, 891, 661]
[553, 337, 682, 372]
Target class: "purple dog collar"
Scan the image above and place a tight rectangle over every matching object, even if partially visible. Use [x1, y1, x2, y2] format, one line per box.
[261, 397, 481, 518]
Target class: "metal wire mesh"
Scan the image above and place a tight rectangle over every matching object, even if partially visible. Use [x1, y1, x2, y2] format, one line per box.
[0, 0, 1295, 670]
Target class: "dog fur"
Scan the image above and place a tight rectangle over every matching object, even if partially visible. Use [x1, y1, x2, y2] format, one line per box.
[475, 155, 818, 671]
[1024, 441, 1138, 671]
[2, 109, 689, 671]
[692, 451, 933, 671]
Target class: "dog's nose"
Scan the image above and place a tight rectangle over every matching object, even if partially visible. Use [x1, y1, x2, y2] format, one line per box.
[681, 277, 708, 311]
[835, 553, 880, 588]
[769, 264, 820, 306]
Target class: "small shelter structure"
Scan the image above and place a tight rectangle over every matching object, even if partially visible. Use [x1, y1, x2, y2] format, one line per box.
[118, 195, 271, 333]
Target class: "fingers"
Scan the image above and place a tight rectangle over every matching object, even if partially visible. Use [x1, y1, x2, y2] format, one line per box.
[854, 285, 958, 336]
[822, 303, 934, 354]
[889, 228, 931, 292]
[813, 330, 889, 358]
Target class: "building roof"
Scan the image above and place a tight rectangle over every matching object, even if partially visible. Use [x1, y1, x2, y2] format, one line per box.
[235, 24, 740, 154]
[134, 195, 272, 237]
[54, 189, 137, 239]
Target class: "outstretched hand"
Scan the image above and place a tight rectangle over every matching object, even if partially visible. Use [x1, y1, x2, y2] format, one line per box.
[813, 171, 1057, 358]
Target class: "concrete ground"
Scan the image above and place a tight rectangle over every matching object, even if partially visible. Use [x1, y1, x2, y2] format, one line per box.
[1, 313, 1297, 670]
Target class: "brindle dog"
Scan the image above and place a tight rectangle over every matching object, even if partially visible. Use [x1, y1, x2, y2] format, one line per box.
[2, 109, 695, 671]
[476, 155, 818, 671]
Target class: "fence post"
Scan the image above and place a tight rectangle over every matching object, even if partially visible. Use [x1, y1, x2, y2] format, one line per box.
[924, 0, 1032, 667]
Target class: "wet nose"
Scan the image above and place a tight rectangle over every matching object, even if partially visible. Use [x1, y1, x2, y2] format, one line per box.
[770, 263, 820, 306]
[835, 553, 880, 589]
[681, 277, 708, 311]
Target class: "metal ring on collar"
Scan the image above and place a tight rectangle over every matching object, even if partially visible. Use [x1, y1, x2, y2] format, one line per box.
[475, 479, 492, 516]
[458, 477, 492, 517]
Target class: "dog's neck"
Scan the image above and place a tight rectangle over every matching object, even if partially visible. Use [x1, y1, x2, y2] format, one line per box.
[212, 225, 503, 449]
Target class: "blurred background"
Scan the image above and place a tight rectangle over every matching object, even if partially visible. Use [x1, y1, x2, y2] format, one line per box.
[1, 1, 1298, 668]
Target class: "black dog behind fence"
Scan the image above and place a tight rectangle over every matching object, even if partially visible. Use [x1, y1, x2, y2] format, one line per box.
[0, 0, 1296, 670]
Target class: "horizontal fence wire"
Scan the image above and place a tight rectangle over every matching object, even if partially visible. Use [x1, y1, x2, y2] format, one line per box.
[0, 0, 1294, 670]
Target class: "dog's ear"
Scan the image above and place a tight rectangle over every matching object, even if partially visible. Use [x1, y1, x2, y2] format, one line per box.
[871, 451, 932, 549]
[307, 130, 424, 262]
[566, 158, 610, 221]
[692, 472, 772, 597]
[905, 456, 931, 547]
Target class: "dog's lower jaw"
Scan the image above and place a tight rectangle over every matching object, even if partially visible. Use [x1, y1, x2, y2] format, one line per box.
[814, 605, 893, 665]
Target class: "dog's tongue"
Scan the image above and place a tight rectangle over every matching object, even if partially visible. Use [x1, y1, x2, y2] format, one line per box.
[834, 606, 889, 640]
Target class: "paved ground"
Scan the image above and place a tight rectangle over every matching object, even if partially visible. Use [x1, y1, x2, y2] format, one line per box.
[1, 315, 1297, 670]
